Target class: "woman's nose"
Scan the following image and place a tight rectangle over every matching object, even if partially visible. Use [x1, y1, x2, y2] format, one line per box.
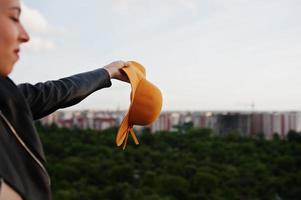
[19, 24, 30, 43]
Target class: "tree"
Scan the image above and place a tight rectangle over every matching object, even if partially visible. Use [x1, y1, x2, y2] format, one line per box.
[287, 130, 301, 142]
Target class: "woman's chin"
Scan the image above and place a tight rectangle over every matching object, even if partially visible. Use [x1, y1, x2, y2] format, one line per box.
[0, 66, 14, 77]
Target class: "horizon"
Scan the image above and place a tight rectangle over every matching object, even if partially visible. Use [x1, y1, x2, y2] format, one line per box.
[55, 108, 301, 113]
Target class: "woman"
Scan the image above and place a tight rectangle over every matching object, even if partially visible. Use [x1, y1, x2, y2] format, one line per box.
[0, 0, 129, 199]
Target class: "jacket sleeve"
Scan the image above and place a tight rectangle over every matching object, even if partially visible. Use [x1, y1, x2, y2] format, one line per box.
[17, 68, 112, 120]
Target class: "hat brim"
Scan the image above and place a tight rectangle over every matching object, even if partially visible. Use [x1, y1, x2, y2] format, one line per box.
[121, 65, 143, 100]
[116, 112, 130, 146]
[116, 61, 146, 147]
[127, 61, 146, 76]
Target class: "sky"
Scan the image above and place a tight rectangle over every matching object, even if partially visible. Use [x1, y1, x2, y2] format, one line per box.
[11, 0, 301, 111]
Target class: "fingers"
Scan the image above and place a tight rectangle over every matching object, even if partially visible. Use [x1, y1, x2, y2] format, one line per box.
[115, 60, 127, 69]
[103, 60, 130, 83]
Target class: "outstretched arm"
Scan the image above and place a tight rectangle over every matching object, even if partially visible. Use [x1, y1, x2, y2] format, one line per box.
[18, 61, 129, 120]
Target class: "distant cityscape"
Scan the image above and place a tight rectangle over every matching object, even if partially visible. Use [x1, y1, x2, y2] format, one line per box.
[41, 110, 301, 139]
[40, 110, 301, 139]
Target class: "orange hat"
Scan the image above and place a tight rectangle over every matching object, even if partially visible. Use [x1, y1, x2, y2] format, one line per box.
[116, 61, 163, 149]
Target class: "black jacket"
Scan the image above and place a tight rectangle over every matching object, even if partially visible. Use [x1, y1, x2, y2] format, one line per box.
[0, 68, 112, 200]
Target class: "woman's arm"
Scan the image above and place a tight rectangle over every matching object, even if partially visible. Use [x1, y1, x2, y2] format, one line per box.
[18, 68, 112, 120]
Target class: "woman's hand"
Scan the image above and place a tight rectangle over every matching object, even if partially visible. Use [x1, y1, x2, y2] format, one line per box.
[103, 61, 129, 83]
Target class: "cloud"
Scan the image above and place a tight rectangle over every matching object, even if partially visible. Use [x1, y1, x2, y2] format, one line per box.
[111, 0, 201, 16]
[20, 2, 59, 52]
[23, 37, 56, 52]
[21, 3, 50, 34]
[177, 0, 201, 14]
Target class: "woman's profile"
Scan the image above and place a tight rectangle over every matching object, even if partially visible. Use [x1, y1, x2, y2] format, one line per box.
[0, 0, 129, 199]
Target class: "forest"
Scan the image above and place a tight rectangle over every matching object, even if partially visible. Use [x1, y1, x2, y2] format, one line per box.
[37, 124, 301, 200]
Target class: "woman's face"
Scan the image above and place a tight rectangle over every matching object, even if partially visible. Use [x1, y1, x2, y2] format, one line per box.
[0, 0, 29, 77]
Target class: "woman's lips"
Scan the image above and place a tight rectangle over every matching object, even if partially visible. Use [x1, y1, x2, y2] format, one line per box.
[14, 49, 20, 58]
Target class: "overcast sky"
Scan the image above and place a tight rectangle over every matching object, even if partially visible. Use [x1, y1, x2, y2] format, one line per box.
[11, 0, 301, 111]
